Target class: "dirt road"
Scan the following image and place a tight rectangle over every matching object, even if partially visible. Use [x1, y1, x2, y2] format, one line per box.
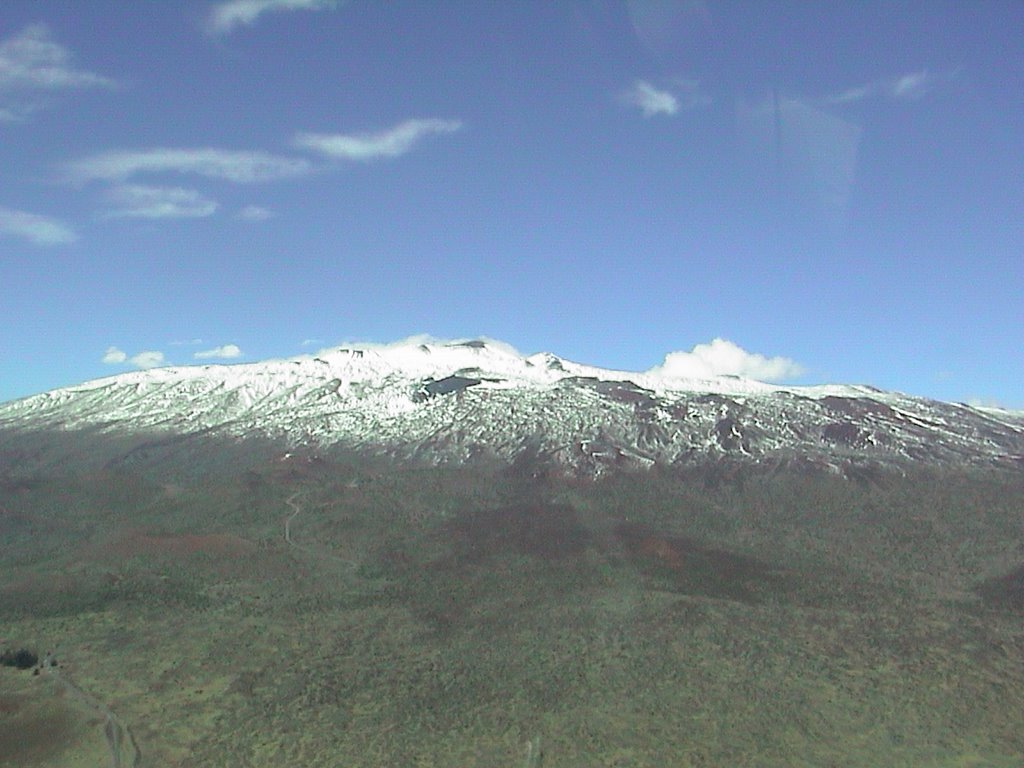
[46, 665, 141, 768]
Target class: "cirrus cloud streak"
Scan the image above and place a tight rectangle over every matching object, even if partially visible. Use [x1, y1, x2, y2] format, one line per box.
[0, 24, 115, 122]
[294, 118, 463, 161]
[825, 70, 934, 105]
[0, 24, 115, 92]
[207, 0, 340, 35]
[102, 185, 219, 219]
[66, 147, 313, 184]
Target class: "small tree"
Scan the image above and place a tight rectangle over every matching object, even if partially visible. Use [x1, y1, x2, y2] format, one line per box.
[0, 648, 39, 670]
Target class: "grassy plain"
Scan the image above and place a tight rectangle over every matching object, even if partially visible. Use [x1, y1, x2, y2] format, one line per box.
[2, 451, 1024, 766]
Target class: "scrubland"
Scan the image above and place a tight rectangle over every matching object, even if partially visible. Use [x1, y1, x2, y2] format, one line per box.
[2, 453, 1023, 766]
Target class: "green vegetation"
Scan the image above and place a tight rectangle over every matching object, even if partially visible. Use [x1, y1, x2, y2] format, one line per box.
[2, 448, 1023, 766]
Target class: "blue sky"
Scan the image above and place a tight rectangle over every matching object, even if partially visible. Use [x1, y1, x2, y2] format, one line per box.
[1, 0, 1021, 406]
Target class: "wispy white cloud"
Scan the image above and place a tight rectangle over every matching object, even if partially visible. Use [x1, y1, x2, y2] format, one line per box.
[66, 148, 312, 184]
[0, 206, 77, 245]
[824, 70, 934, 105]
[649, 338, 804, 382]
[101, 346, 127, 364]
[619, 80, 680, 117]
[237, 204, 273, 221]
[294, 118, 463, 161]
[891, 70, 930, 99]
[195, 344, 243, 360]
[169, 338, 204, 347]
[0, 25, 115, 121]
[207, 0, 339, 35]
[129, 350, 165, 369]
[103, 185, 219, 219]
[823, 84, 874, 106]
[300, 338, 323, 347]
[0, 24, 116, 91]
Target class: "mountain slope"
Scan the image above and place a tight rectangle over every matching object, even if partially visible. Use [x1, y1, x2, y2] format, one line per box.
[1, 339, 1022, 477]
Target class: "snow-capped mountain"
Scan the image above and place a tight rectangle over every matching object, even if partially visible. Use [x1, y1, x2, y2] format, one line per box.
[1, 339, 1022, 477]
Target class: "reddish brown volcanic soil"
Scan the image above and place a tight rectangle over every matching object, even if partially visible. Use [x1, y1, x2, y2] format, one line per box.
[100, 530, 258, 560]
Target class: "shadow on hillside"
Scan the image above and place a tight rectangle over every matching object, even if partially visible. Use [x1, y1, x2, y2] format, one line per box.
[977, 564, 1024, 611]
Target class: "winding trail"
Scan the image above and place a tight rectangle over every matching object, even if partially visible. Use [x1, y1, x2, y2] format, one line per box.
[46, 664, 141, 768]
[283, 491, 358, 569]
[284, 491, 302, 546]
